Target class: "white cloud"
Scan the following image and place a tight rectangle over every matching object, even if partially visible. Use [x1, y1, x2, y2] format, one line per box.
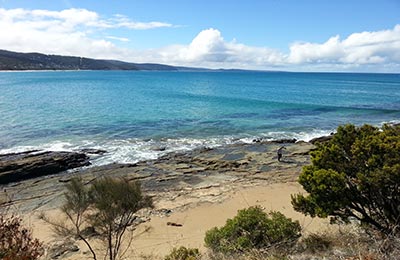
[184, 29, 227, 61]
[106, 36, 130, 42]
[288, 36, 344, 64]
[0, 8, 172, 58]
[0, 8, 173, 30]
[0, 7, 399, 72]
[146, 28, 286, 68]
[288, 25, 400, 67]
[135, 26, 400, 72]
[111, 14, 173, 30]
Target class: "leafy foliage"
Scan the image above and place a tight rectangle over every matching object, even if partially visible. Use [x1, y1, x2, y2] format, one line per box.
[50, 177, 153, 260]
[87, 177, 153, 260]
[164, 246, 201, 260]
[292, 124, 400, 235]
[0, 214, 44, 260]
[204, 206, 301, 254]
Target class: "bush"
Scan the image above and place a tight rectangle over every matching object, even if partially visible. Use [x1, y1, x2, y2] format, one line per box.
[292, 124, 400, 235]
[204, 206, 301, 254]
[164, 246, 201, 260]
[45, 177, 153, 260]
[300, 233, 332, 253]
[0, 214, 44, 260]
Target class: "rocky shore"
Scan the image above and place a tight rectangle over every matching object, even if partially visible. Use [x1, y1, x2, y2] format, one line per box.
[0, 150, 90, 185]
[1, 139, 321, 259]
[0, 140, 314, 213]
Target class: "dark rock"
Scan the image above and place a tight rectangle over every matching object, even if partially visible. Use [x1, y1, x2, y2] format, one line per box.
[252, 138, 262, 143]
[167, 221, 183, 227]
[309, 135, 334, 144]
[150, 146, 166, 151]
[58, 178, 71, 183]
[293, 151, 310, 156]
[80, 226, 98, 238]
[80, 148, 107, 155]
[158, 208, 172, 216]
[272, 138, 297, 144]
[47, 240, 79, 259]
[198, 147, 213, 152]
[0, 151, 90, 184]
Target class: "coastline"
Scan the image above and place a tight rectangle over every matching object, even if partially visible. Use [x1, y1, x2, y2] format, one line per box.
[1, 139, 326, 258]
[2, 70, 399, 168]
[0, 129, 333, 167]
[2, 121, 398, 168]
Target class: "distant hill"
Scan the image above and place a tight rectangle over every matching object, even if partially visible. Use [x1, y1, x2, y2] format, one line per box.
[0, 49, 183, 71]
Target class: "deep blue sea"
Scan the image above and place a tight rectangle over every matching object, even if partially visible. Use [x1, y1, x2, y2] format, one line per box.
[1, 71, 399, 165]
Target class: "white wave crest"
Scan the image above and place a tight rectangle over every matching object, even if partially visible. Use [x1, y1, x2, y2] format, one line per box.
[0, 129, 334, 166]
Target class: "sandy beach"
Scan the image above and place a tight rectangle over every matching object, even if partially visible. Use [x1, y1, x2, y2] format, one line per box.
[2, 140, 331, 259]
[128, 183, 329, 258]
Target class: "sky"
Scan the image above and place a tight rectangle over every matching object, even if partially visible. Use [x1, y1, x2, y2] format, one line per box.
[0, 0, 399, 72]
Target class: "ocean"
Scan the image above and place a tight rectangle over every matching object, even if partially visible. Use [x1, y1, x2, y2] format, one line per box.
[1, 71, 399, 165]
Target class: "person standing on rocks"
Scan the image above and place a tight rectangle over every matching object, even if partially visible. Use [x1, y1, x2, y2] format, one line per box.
[277, 146, 286, 162]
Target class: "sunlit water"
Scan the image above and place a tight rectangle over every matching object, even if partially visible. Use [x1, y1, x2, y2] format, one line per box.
[1, 71, 399, 165]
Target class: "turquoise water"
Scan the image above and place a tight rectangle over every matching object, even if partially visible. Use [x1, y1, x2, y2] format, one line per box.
[1, 71, 399, 164]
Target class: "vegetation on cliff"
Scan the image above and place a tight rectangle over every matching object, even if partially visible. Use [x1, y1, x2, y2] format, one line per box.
[0, 49, 179, 71]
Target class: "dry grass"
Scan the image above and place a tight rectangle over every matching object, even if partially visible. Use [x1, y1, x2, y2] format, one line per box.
[292, 224, 400, 260]
[136, 224, 400, 260]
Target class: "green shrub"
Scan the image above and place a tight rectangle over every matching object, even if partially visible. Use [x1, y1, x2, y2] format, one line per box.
[164, 246, 201, 260]
[204, 206, 301, 254]
[300, 233, 332, 253]
[292, 124, 400, 235]
[44, 177, 153, 260]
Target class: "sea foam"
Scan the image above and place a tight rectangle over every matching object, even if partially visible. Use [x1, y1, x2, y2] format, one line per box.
[0, 129, 334, 166]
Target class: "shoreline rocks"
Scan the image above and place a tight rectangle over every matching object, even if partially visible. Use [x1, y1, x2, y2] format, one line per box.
[0, 141, 315, 213]
[0, 150, 90, 184]
[309, 134, 334, 144]
[80, 148, 107, 155]
[0, 133, 334, 186]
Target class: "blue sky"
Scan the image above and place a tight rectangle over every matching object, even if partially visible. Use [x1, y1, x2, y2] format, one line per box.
[0, 0, 399, 72]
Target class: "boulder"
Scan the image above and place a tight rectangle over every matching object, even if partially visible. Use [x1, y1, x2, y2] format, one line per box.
[309, 135, 334, 144]
[0, 150, 90, 184]
[272, 138, 297, 144]
[80, 148, 107, 155]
